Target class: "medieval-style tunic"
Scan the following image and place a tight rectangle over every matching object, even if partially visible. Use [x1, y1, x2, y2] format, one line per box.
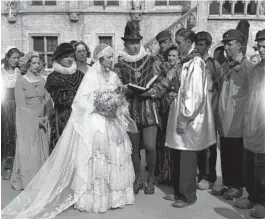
[114, 48, 165, 129]
[45, 63, 84, 152]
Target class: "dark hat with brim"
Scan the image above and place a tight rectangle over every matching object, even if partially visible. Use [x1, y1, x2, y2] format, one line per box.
[195, 31, 212, 44]
[255, 29, 265, 41]
[222, 29, 244, 43]
[53, 43, 75, 61]
[122, 21, 143, 42]
[121, 35, 143, 42]
[156, 31, 171, 42]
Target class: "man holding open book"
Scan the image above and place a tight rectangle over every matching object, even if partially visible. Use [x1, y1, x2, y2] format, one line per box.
[114, 21, 166, 195]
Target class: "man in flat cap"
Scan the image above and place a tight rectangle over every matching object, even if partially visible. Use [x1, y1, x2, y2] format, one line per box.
[153, 30, 174, 75]
[148, 30, 174, 177]
[212, 29, 255, 200]
[234, 29, 265, 219]
[195, 31, 221, 191]
[114, 21, 166, 195]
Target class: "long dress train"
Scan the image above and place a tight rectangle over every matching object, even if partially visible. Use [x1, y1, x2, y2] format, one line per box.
[2, 62, 135, 219]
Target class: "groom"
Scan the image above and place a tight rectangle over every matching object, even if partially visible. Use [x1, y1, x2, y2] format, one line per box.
[114, 21, 166, 195]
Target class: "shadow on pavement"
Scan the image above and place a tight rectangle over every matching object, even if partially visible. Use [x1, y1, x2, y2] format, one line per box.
[214, 207, 246, 219]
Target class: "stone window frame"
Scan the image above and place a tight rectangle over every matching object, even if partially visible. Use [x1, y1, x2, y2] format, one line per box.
[154, 0, 179, 6]
[32, 0, 57, 6]
[208, 0, 265, 18]
[96, 33, 115, 50]
[93, 0, 120, 6]
[29, 33, 59, 69]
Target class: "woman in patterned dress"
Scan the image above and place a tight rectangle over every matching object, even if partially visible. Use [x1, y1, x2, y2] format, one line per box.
[1, 46, 21, 180]
[45, 43, 84, 153]
[11, 52, 50, 190]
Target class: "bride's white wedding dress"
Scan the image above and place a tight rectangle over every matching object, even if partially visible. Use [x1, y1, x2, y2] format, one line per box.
[2, 62, 136, 219]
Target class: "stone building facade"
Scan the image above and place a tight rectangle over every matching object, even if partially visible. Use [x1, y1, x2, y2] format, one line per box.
[1, 0, 265, 67]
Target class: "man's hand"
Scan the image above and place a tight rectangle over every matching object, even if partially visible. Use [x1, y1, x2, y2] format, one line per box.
[141, 88, 157, 99]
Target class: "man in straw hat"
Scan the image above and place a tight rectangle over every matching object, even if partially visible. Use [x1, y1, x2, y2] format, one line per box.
[114, 21, 166, 195]
[234, 29, 265, 219]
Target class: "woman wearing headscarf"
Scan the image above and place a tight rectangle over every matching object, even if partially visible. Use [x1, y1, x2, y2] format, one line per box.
[2, 44, 136, 218]
[11, 51, 50, 190]
[45, 43, 84, 153]
[1, 46, 21, 180]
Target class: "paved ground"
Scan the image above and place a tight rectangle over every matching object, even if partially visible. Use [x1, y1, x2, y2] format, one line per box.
[1, 149, 253, 219]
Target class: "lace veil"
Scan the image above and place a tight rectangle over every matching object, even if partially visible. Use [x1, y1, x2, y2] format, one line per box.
[1, 60, 132, 219]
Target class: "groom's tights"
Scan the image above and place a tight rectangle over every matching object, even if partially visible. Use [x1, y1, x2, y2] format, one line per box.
[129, 126, 157, 183]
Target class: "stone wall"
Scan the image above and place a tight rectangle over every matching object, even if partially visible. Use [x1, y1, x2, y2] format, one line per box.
[1, 12, 182, 58]
[207, 19, 265, 57]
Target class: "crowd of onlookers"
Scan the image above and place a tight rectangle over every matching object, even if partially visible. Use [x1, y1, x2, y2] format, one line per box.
[1, 21, 265, 218]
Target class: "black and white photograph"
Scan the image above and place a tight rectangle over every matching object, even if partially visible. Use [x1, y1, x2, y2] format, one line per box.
[1, 0, 265, 218]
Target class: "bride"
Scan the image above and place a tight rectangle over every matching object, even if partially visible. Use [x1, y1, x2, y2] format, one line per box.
[2, 43, 137, 219]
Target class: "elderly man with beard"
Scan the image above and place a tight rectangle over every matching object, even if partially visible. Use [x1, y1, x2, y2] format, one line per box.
[212, 29, 255, 200]
[233, 29, 265, 219]
[114, 21, 166, 195]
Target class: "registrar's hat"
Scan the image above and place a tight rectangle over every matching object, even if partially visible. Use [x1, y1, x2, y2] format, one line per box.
[222, 29, 244, 43]
[156, 31, 171, 42]
[255, 29, 265, 41]
[121, 21, 143, 42]
[195, 31, 212, 44]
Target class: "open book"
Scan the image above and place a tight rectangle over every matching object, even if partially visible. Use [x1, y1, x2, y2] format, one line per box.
[127, 75, 158, 94]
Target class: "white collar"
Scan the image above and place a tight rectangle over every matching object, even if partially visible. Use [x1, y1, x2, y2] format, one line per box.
[53, 61, 77, 75]
[117, 46, 147, 63]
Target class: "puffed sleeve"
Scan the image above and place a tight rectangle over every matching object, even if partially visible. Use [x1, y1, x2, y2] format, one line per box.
[177, 57, 206, 129]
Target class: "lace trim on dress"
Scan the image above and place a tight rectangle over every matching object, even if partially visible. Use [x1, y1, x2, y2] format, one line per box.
[52, 61, 77, 75]
[117, 46, 147, 63]
[1, 67, 21, 88]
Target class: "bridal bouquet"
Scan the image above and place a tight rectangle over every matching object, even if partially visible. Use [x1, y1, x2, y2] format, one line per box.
[94, 88, 128, 118]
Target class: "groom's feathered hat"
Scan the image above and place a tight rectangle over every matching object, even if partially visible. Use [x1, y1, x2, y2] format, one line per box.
[121, 21, 143, 42]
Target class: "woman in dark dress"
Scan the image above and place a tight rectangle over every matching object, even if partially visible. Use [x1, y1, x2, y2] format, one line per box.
[157, 45, 181, 184]
[45, 43, 84, 153]
[1, 47, 21, 180]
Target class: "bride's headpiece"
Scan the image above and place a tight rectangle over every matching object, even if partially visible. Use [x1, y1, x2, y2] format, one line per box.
[93, 43, 113, 61]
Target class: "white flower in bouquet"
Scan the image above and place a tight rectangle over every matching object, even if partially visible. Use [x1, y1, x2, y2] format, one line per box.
[94, 88, 128, 118]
